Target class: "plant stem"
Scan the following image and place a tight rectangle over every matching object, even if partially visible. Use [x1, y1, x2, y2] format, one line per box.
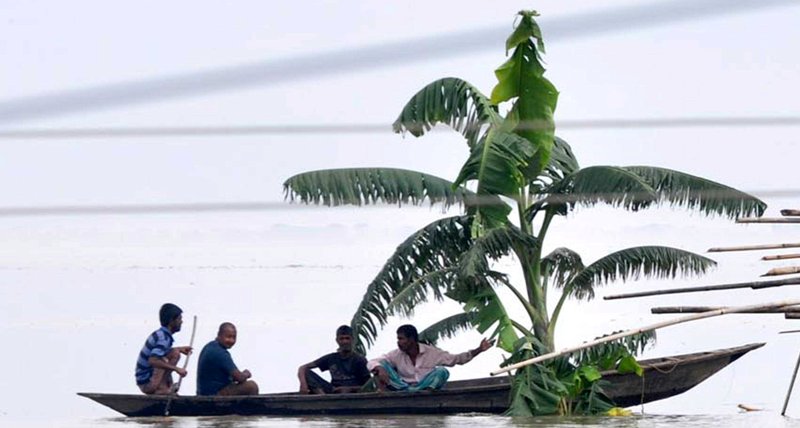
[511, 319, 534, 337]
[499, 276, 540, 326]
[548, 283, 572, 342]
[516, 196, 548, 342]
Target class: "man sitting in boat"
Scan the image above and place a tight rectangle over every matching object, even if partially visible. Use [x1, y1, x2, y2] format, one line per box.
[196, 322, 259, 396]
[367, 324, 493, 392]
[135, 303, 193, 395]
[297, 325, 371, 394]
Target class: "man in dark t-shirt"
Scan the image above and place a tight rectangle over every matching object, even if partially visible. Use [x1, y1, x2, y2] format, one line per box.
[297, 325, 370, 394]
[197, 322, 259, 396]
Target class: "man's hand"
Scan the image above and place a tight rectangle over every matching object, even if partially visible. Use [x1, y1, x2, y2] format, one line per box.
[299, 385, 310, 394]
[372, 366, 390, 390]
[175, 346, 193, 355]
[242, 369, 252, 380]
[471, 338, 495, 357]
[176, 367, 188, 377]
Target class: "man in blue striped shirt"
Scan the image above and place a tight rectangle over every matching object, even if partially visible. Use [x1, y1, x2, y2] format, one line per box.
[135, 303, 193, 394]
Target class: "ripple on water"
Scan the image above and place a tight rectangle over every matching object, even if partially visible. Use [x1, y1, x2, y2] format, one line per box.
[47, 413, 800, 428]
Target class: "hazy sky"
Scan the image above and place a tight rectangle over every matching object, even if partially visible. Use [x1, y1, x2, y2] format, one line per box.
[1, 0, 798, 206]
[1, 0, 800, 422]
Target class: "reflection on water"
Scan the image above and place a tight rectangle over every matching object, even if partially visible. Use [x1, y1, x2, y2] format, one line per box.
[81, 413, 800, 428]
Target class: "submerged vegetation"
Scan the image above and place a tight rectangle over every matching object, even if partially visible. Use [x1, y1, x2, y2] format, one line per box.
[284, 10, 765, 415]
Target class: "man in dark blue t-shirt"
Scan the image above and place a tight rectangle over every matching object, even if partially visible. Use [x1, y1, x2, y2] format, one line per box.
[196, 322, 259, 396]
[297, 325, 370, 394]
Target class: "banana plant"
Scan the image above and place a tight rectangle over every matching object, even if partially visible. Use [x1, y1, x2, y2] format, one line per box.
[283, 10, 766, 414]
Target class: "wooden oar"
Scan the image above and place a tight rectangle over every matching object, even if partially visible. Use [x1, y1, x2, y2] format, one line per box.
[782, 210, 800, 217]
[490, 300, 800, 376]
[164, 315, 197, 416]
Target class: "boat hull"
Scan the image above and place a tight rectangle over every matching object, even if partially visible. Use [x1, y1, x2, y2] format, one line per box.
[79, 342, 763, 416]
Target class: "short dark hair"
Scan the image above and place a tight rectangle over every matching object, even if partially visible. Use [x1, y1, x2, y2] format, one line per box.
[218, 322, 236, 335]
[336, 325, 353, 336]
[159, 303, 182, 327]
[396, 324, 418, 342]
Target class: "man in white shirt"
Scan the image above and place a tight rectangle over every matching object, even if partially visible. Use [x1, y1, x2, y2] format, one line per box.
[367, 324, 493, 391]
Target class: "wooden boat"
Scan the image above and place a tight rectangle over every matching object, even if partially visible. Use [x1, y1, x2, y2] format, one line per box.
[79, 342, 763, 417]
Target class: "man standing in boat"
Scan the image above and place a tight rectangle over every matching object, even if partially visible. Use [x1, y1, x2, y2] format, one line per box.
[135, 303, 193, 395]
[297, 325, 371, 394]
[368, 324, 493, 392]
[196, 322, 259, 396]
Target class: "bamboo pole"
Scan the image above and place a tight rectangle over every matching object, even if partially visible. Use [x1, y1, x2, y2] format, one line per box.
[708, 243, 800, 253]
[651, 306, 800, 314]
[782, 350, 800, 415]
[164, 315, 197, 417]
[603, 277, 800, 300]
[782, 210, 800, 217]
[763, 267, 800, 277]
[786, 314, 800, 320]
[490, 300, 800, 376]
[763, 254, 800, 261]
[736, 218, 800, 224]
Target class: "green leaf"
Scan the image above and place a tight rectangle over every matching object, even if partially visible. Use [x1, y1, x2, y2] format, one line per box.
[418, 312, 479, 346]
[506, 364, 565, 416]
[496, 317, 520, 352]
[623, 166, 767, 218]
[510, 59, 558, 178]
[454, 130, 535, 228]
[505, 10, 543, 54]
[573, 332, 657, 368]
[442, 225, 539, 352]
[393, 77, 501, 149]
[456, 130, 537, 193]
[386, 268, 453, 317]
[568, 246, 716, 300]
[284, 168, 470, 208]
[534, 136, 579, 189]
[578, 365, 602, 382]
[616, 355, 643, 376]
[538, 165, 658, 215]
[505, 337, 570, 416]
[455, 224, 539, 280]
[456, 283, 519, 353]
[541, 247, 585, 290]
[349, 216, 473, 353]
[491, 10, 558, 180]
[574, 380, 614, 415]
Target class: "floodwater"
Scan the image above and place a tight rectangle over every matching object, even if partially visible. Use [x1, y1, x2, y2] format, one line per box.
[9, 413, 800, 428]
[3, 210, 800, 427]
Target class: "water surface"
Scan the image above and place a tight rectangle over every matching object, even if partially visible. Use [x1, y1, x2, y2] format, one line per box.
[11, 413, 800, 428]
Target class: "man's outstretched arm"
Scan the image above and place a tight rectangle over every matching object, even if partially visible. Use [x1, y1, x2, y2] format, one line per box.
[469, 338, 494, 358]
